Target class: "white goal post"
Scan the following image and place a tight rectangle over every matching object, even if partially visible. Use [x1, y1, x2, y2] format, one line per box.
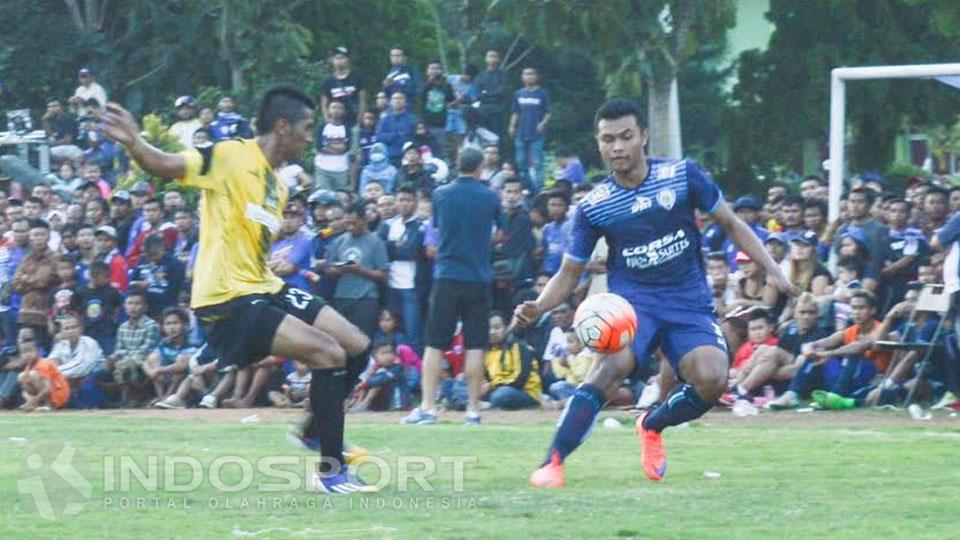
[828, 62, 960, 221]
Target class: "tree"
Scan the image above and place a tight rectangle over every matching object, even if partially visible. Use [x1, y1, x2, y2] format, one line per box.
[492, 0, 735, 158]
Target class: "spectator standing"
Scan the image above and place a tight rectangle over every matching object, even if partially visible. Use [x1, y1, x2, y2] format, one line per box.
[360, 143, 398, 195]
[356, 111, 379, 170]
[210, 95, 254, 141]
[268, 203, 313, 291]
[42, 99, 81, 162]
[376, 93, 419, 166]
[382, 47, 420, 102]
[833, 187, 888, 286]
[880, 198, 927, 311]
[313, 100, 351, 191]
[0, 218, 29, 345]
[553, 147, 586, 186]
[474, 50, 508, 146]
[726, 196, 769, 267]
[70, 68, 107, 118]
[325, 202, 389, 338]
[420, 61, 456, 160]
[509, 67, 551, 189]
[128, 234, 185, 318]
[70, 260, 122, 355]
[110, 190, 136, 254]
[479, 145, 503, 187]
[377, 185, 424, 352]
[402, 147, 501, 426]
[321, 46, 366, 128]
[12, 220, 57, 347]
[445, 65, 479, 165]
[396, 143, 434, 193]
[168, 96, 202, 150]
[539, 191, 571, 275]
[492, 177, 536, 313]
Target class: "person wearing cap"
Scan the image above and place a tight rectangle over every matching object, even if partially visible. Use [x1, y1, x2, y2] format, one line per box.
[396, 142, 433, 193]
[832, 186, 888, 290]
[95, 225, 129, 293]
[376, 92, 419, 166]
[314, 100, 351, 192]
[382, 46, 420, 103]
[786, 230, 833, 297]
[70, 68, 108, 118]
[169, 96, 202, 150]
[321, 46, 365, 128]
[763, 232, 788, 266]
[126, 197, 180, 268]
[268, 203, 313, 292]
[108, 190, 134, 253]
[402, 146, 501, 426]
[129, 234, 185, 318]
[724, 195, 768, 268]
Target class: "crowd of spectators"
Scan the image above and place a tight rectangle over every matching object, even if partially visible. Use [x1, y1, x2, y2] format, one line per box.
[3, 46, 960, 418]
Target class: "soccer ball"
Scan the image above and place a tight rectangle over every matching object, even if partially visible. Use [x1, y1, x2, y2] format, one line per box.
[573, 293, 637, 354]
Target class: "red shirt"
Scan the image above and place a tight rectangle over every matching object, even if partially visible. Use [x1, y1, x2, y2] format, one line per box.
[732, 336, 779, 370]
[126, 222, 179, 267]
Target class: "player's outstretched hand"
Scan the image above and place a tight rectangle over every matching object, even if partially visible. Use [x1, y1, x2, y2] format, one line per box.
[99, 102, 141, 148]
[510, 300, 542, 332]
[769, 270, 801, 298]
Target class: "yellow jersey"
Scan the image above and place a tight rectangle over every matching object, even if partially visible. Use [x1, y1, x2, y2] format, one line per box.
[179, 140, 287, 308]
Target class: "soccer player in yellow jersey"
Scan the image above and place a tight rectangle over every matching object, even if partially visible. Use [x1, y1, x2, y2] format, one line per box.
[99, 87, 372, 493]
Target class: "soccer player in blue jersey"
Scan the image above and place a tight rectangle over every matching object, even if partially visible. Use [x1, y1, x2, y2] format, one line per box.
[512, 99, 796, 487]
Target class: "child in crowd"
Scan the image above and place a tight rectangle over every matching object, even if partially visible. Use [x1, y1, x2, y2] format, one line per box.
[548, 329, 594, 401]
[352, 341, 409, 411]
[269, 361, 312, 408]
[17, 340, 70, 411]
[726, 308, 779, 395]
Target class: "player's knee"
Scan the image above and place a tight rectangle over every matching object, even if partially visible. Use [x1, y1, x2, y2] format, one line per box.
[687, 358, 728, 403]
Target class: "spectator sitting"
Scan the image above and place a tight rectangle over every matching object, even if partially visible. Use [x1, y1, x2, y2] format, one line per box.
[356, 111, 379, 168]
[359, 143, 398, 195]
[481, 312, 541, 410]
[94, 226, 129, 292]
[539, 190, 571, 275]
[837, 227, 878, 291]
[376, 92, 418, 166]
[101, 292, 160, 405]
[479, 145, 503, 186]
[78, 163, 112, 200]
[268, 360, 312, 408]
[548, 329, 594, 402]
[47, 314, 103, 395]
[144, 308, 196, 404]
[17, 340, 69, 411]
[222, 356, 279, 409]
[786, 230, 833, 299]
[352, 341, 410, 412]
[396, 143, 435, 193]
[705, 251, 736, 317]
[268, 203, 313, 291]
[70, 260, 122, 355]
[42, 99, 81, 162]
[155, 344, 226, 409]
[554, 147, 585, 185]
[126, 197, 179, 267]
[412, 121, 440, 158]
[734, 294, 828, 407]
[726, 307, 778, 385]
[210, 95, 254, 141]
[128, 234, 185, 318]
[830, 256, 865, 330]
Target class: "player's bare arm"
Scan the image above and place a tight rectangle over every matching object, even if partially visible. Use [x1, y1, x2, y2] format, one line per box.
[99, 102, 186, 179]
[512, 255, 586, 328]
[712, 201, 798, 297]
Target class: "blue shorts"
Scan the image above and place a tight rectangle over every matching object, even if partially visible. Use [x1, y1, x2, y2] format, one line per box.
[628, 304, 727, 379]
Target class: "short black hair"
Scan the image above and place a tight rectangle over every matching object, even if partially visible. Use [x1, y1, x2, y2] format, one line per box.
[25, 196, 43, 206]
[747, 307, 774, 325]
[257, 86, 315, 134]
[372, 339, 394, 352]
[89, 260, 109, 275]
[345, 201, 367, 218]
[849, 186, 876, 205]
[502, 176, 524, 189]
[851, 289, 877, 308]
[464, 64, 480, 77]
[144, 196, 163, 208]
[458, 147, 484, 174]
[781, 194, 804, 208]
[546, 189, 571, 205]
[802, 198, 827, 214]
[161, 306, 190, 325]
[887, 197, 910, 209]
[396, 184, 417, 197]
[706, 251, 728, 263]
[29, 218, 49, 230]
[801, 175, 824, 185]
[925, 185, 948, 201]
[594, 99, 647, 130]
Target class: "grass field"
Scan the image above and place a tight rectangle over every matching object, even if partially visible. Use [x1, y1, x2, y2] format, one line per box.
[2, 409, 959, 539]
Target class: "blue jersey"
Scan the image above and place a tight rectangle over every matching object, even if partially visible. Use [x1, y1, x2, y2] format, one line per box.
[568, 158, 722, 312]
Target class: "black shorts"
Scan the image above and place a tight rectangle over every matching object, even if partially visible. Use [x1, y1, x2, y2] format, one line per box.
[425, 279, 491, 350]
[194, 284, 325, 369]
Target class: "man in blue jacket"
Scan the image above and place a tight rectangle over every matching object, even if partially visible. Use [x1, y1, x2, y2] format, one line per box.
[377, 185, 424, 353]
[375, 93, 419, 166]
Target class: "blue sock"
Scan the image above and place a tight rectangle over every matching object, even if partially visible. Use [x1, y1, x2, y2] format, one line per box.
[642, 384, 711, 433]
[544, 384, 605, 465]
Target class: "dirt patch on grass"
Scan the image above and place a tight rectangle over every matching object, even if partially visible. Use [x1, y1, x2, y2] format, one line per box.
[17, 405, 960, 429]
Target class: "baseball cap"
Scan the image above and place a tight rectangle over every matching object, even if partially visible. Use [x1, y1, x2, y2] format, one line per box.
[791, 230, 818, 246]
[733, 195, 761, 211]
[174, 95, 197, 109]
[402, 141, 418, 154]
[95, 225, 117, 239]
[764, 232, 788, 246]
[840, 227, 867, 246]
[131, 181, 151, 195]
[333, 46, 349, 57]
[111, 190, 132, 203]
[78, 68, 92, 77]
[308, 189, 339, 206]
[734, 251, 751, 264]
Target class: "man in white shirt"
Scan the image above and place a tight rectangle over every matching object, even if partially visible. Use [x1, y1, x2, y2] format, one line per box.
[313, 100, 351, 191]
[70, 68, 108, 118]
[168, 96, 202, 150]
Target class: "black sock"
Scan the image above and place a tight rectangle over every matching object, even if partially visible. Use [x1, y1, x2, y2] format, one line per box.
[345, 344, 373, 392]
[309, 368, 348, 475]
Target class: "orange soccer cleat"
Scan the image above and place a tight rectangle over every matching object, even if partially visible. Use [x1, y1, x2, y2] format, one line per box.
[529, 450, 565, 488]
[636, 412, 667, 481]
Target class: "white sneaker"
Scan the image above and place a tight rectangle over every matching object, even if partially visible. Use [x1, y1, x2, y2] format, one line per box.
[636, 381, 660, 410]
[155, 395, 186, 409]
[199, 394, 218, 409]
[731, 399, 759, 417]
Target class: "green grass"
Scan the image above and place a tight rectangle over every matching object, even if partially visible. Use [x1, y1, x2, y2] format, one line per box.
[2, 413, 959, 539]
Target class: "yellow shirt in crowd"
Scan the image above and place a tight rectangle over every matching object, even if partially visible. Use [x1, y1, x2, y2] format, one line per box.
[178, 140, 287, 308]
[484, 342, 542, 403]
[551, 350, 594, 385]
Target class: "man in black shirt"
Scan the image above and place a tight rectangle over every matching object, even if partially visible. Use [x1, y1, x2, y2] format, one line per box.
[474, 49, 508, 147]
[321, 46, 365, 128]
[43, 99, 81, 162]
[492, 176, 535, 313]
[419, 61, 456, 160]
